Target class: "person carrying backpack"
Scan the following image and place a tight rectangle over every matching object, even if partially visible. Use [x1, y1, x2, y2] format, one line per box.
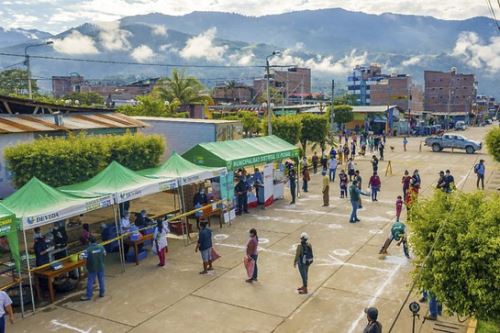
[474, 159, 485, 190]
[294, 233, 313, 294]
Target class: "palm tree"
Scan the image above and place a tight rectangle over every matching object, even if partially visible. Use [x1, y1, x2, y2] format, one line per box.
[154, 69, 213, 105]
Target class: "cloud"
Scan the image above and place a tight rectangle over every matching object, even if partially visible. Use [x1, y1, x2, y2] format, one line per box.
[452, 31, 500, 73]
[97, 21, 132, 51]
[401, 56, 422, 67]
[151, 24, 167, 36]
[130, 45, 155, 62]
[272, 49, 368, 76]
[228, 50, 255, 65]
[180, 27, 228, 62]
[52, 30, 100, 54]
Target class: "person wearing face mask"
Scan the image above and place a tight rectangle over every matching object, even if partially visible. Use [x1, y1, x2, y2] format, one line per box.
[235, 176, 249, 215]
[33, 227, 53, 267]
[52, 221, 68, 260]
[193, 187, 209, 229]
[245, 228, 259, 283]
[135, 209, 153, 230]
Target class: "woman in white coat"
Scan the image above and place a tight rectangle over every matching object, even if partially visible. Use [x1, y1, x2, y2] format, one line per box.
[153, 219, 169, 267]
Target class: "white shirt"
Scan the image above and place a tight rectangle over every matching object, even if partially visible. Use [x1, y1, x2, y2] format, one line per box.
[120, 217, 131, 233]
[328, 158, 337, 169]
[0, 291, 12, 316]
[153, 222, 170, 249]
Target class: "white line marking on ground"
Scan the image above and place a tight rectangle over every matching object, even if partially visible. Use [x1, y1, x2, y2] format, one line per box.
[214, 234, 229, 241]
[50, 320, 95, 333]
[332, 249, 350, 256]
[345, 264, 403, 333]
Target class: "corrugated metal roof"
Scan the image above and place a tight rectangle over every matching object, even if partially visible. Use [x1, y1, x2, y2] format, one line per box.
[351, 105, 397, 113]
[134, 117, 240, 124]
[0, 113, 146, 134]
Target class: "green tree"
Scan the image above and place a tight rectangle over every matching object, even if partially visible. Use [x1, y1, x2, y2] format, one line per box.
[485, 127, 500, 162]
[256, 86, 284, 105]
[154, 69, 213, 105]
[333, 94, 358, 106]
[408, 191, 500, 322]
[264, 115, 301, 144]
[331, 104, 354, 129]
[63, 92, 104, 106]
[117, 95, 184, 118]
[239, 111, 260, 137]
[299, 114, 329, 155]
[0, 69, 38, 95]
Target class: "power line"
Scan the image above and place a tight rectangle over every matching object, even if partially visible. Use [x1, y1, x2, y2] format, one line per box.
[485, 0, 500, 32]
[0, 52, 295, 69]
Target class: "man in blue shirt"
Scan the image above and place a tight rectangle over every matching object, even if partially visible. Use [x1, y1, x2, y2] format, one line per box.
[195, 222, 213, 274]
[475, 159, 485, 190]
[253, 168, 264, 204]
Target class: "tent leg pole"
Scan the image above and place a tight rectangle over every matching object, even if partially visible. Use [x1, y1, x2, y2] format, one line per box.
[113, 205, 125, 273]
[22, 230, 35, 313]
[179, 185, 189, 246]
[19, 278, 24, 318]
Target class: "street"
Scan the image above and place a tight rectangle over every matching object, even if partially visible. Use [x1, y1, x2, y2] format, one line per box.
[12, 125, 497, 333]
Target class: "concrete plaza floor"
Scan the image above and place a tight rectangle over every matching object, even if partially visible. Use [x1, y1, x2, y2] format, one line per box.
[11, 125, 497, 333]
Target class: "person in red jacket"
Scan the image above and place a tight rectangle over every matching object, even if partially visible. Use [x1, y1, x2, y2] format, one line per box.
[368, 172, 382, 201]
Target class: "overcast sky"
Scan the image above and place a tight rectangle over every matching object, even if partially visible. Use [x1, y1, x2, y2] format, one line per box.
[0, 0, 493, 33]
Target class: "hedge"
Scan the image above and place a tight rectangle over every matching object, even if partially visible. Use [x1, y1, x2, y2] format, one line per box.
[5, 132, 165, 188]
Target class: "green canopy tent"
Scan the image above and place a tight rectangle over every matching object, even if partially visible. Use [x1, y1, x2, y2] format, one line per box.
[60, 161, 178, 270]
[139, 153, 227, 241]
[139, 152, 226, 185]
[182, 135, 300, 170]
[3, 177, 114, 312]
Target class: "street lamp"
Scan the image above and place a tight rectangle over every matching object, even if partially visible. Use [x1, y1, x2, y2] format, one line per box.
[266, 51, 281, 135]
[24, 41, 53, 99]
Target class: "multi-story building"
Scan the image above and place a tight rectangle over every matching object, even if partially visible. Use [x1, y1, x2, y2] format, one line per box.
[424, 68, 476, 114]
[253, 67, 311, 104]
[52, 74, 85, 97]
[212, 84, 255, 103]
[370, 75, 424, 112]
[346, 64, 385, 105]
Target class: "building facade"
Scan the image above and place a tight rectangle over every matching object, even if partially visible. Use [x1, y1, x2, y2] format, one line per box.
[424, 68, 476, 114]
[52, 74, 85, 97]
[370, 75, 424, 112]
[253, 67, 311, 104]
[212, 84, 255, 103]
[346, 64, 385, 105]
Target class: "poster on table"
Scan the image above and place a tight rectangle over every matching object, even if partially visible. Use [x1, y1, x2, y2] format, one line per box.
[263, 163, 274, 207]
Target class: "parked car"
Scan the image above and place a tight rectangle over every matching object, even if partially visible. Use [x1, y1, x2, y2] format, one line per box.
[454, 121, 467, 130]
[424, 133, 482, 154]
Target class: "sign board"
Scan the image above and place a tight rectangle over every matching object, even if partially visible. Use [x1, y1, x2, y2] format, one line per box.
[263, 163, 274, 207]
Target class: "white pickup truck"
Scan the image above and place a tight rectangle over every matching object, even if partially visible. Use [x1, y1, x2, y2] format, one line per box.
[424, 134, 482, 154]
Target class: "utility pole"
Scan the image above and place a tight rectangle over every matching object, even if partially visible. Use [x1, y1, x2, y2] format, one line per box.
[266, 51, 281, 136]
[330, 79, 335, 131]
[24, 41, 53, 99]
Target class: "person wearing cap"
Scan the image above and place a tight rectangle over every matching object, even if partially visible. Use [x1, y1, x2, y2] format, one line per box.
[474, 159, 485, 189]
[294, 233, 313, 294]
[81, 236, 106, 301]
[364, 307, 382, 333]
[349, 180, 369, 223]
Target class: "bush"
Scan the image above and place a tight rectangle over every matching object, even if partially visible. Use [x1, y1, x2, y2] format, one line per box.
[485, 127, 500, 162]
[5, 132, 165, 188]
[408, 191, 500, 322]
[264, 115, 302, 144]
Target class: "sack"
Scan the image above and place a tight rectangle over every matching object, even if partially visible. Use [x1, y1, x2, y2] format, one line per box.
[211, 247, 221, 262]
[243, 256, 255, 279]
[302, 244, 314, 265]
[474, 164, 479, 174]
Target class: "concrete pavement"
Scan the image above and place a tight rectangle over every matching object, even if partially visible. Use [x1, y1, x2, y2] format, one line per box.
[10, 124, 497, 333]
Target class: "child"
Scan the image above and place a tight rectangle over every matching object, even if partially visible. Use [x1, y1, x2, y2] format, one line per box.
[379, 219, 410, 258]
[347, 158, 355, 181]
[339, 170, 348, 198]
[396, 195, 403, 220]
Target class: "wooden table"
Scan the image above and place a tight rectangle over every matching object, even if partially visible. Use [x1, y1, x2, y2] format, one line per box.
[124, 233, 153, 265]
[33, 258, 86, 304]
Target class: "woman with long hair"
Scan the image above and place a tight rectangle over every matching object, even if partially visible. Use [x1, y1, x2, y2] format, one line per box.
[245, 228, 259, 283]
[153, 219, 169, 267]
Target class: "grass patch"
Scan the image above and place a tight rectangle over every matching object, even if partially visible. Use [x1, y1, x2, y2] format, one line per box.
[476, 320, 500, 333]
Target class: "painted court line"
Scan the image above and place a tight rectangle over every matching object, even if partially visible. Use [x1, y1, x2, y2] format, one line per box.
[50, 320, 100, 333]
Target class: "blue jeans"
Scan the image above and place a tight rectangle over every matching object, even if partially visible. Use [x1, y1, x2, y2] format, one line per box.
[329, 168, 336, 182]
[350, 200, 359, 222]
[298, 263, 309, 287]
[86, 270, 105, 298]
[302, 179, 308, 192]
[423, 291, 440, 317]
[371, 187, 379, 200]
[250, 254, 258, 280]
[0, 315, 4, 333]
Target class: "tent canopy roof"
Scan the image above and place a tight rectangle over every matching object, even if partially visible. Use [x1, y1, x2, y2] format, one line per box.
[182, 135, 300, 170]
[60, 161, 177, 203]
[3, 177, 111, 229]
[0, 202, 14, 222]
[139, 152, 225, 184]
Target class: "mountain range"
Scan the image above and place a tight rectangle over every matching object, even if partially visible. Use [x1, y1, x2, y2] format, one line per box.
[0, 8, 498, 97]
